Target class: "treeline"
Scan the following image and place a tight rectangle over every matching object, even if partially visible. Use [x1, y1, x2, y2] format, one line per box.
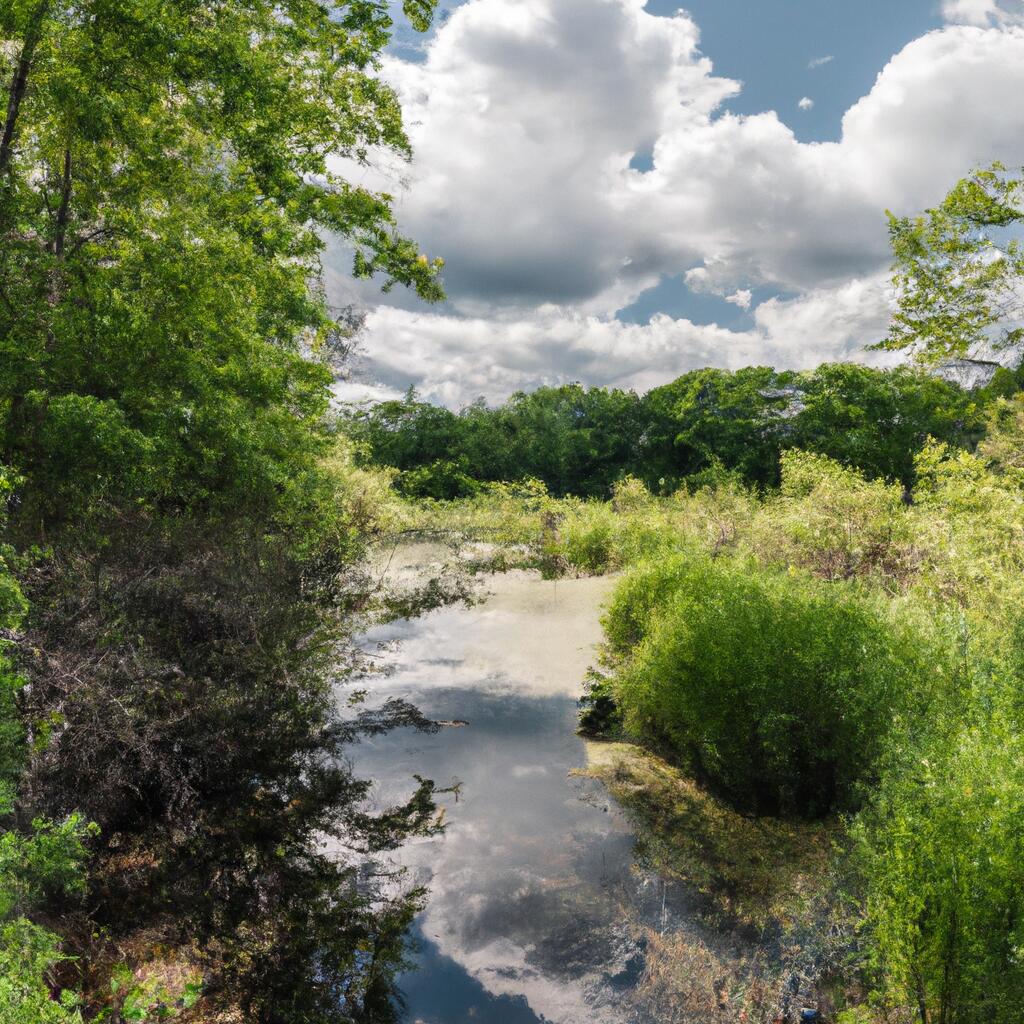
[0, 2, 444, 1021]
[346, 362, 1022, 498]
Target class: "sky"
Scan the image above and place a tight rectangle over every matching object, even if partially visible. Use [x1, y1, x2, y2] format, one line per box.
[327, 0, 1024, 407]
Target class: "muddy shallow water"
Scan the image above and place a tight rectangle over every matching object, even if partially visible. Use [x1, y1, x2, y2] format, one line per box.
[347, 553, 684, 1023]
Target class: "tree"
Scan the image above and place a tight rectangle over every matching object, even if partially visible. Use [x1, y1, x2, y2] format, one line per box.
[498, 384, 645, 497]
[0, 1, 453, 1018]
[793, 364, 978, 486]
[0, 0, 444, 531]
[877, 164, 1024, 363]
[641, 367, 800, 489]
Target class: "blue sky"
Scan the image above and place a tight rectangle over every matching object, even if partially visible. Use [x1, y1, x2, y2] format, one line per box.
[331, 0, 1024, 405]
[646, 1, 944, 144]
[621, 0, 942, 332]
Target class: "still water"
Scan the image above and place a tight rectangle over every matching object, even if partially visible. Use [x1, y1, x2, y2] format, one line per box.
[348, 553, 664, 1024]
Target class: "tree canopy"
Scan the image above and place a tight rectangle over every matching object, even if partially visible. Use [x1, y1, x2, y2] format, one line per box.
[1, 0, 444, 533]
[346, 361, 995, 497]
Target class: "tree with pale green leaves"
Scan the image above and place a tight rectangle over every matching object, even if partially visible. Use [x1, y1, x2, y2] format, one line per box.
[877, 164, 1024, 362]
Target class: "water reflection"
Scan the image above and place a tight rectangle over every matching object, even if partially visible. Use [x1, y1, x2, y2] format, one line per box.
[349, 570, 657, 1023]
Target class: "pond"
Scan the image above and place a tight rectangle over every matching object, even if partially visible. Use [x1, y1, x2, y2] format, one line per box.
[348, 552, 681, 1024]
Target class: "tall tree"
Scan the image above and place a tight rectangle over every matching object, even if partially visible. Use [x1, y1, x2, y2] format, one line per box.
[0, 2, 451, 1018]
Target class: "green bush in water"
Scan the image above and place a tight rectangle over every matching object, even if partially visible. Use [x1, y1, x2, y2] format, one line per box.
[610, 554, 945, 816]
[578, 675, 623, 736]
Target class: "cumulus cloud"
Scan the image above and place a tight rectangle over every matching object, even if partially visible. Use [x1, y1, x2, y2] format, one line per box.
[330, 1, 1024, 403]
[363, 0, 738, 314]
[942, 0, 1024, 26]
[350, 274, 894, 406]
[725, 288, 753, 309]
[798, 96, 814, 110]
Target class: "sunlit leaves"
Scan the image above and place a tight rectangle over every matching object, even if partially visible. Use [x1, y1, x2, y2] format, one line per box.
[878, 163, 1024, 362]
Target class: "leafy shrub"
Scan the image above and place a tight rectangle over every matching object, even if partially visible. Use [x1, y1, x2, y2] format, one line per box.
[851, 674, 1024, 1023]
[397, 459, 482, 500]
[561, 503, 617, 574]
[609, 554, 944, 816]
[577, 675, 622, 736]
[754, 450, 919, 589]
[0, 469, 95, 1020]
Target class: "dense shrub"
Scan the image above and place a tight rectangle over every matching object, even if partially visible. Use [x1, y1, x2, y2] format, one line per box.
[851, 670, 1024, 1023]
[397, 459, 482, 500]
[609, 554, 944, 816]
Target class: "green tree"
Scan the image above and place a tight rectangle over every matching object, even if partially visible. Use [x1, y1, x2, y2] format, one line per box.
[0, 1, 453, 1019]
[1, 0, 443, 531]
[793, 364, 978, 487]
[640, 367, 799, 489]
[498, 384, 645, 497]
[876, 164, 1024, 362]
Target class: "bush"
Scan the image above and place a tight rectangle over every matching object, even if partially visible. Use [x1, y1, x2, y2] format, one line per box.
[397, 459, 482, 500]
[577, 676, 622, 736]
[851, 681, 1024, 1023]
[609, 554, 944, 816]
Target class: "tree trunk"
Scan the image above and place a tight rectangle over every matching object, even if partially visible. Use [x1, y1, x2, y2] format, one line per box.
[0, 0, 51, 178]
[52, 143, 72, 258]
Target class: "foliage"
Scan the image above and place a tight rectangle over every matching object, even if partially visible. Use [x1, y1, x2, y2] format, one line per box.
[878, 164, 1024, 361]
[851, 671, 1024, 1023]
[0, 921, 82, 1024]
[642, 366, 799, 488]
[397, 458, 482, 500]
[0, 0, 444, 531]
[606, 553, 943, 816]
[791, 364, 979, 487]
[0, 468, 94, 1020]
[348, 362, 985, 498]
[0, 0, 454, 1018]
[348, 383, 650, 497]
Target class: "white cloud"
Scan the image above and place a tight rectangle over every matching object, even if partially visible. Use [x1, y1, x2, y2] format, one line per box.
[330, 1, 1024, 402]
[942, 0, 1024, 26]
[332, 380, 404, 406]
[725, 288, 753, 309]
[807, 54, 834, 68]
[798, 96, 814, 110]
[353, 275, 894, 406]
[363, 0, 738, 314]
